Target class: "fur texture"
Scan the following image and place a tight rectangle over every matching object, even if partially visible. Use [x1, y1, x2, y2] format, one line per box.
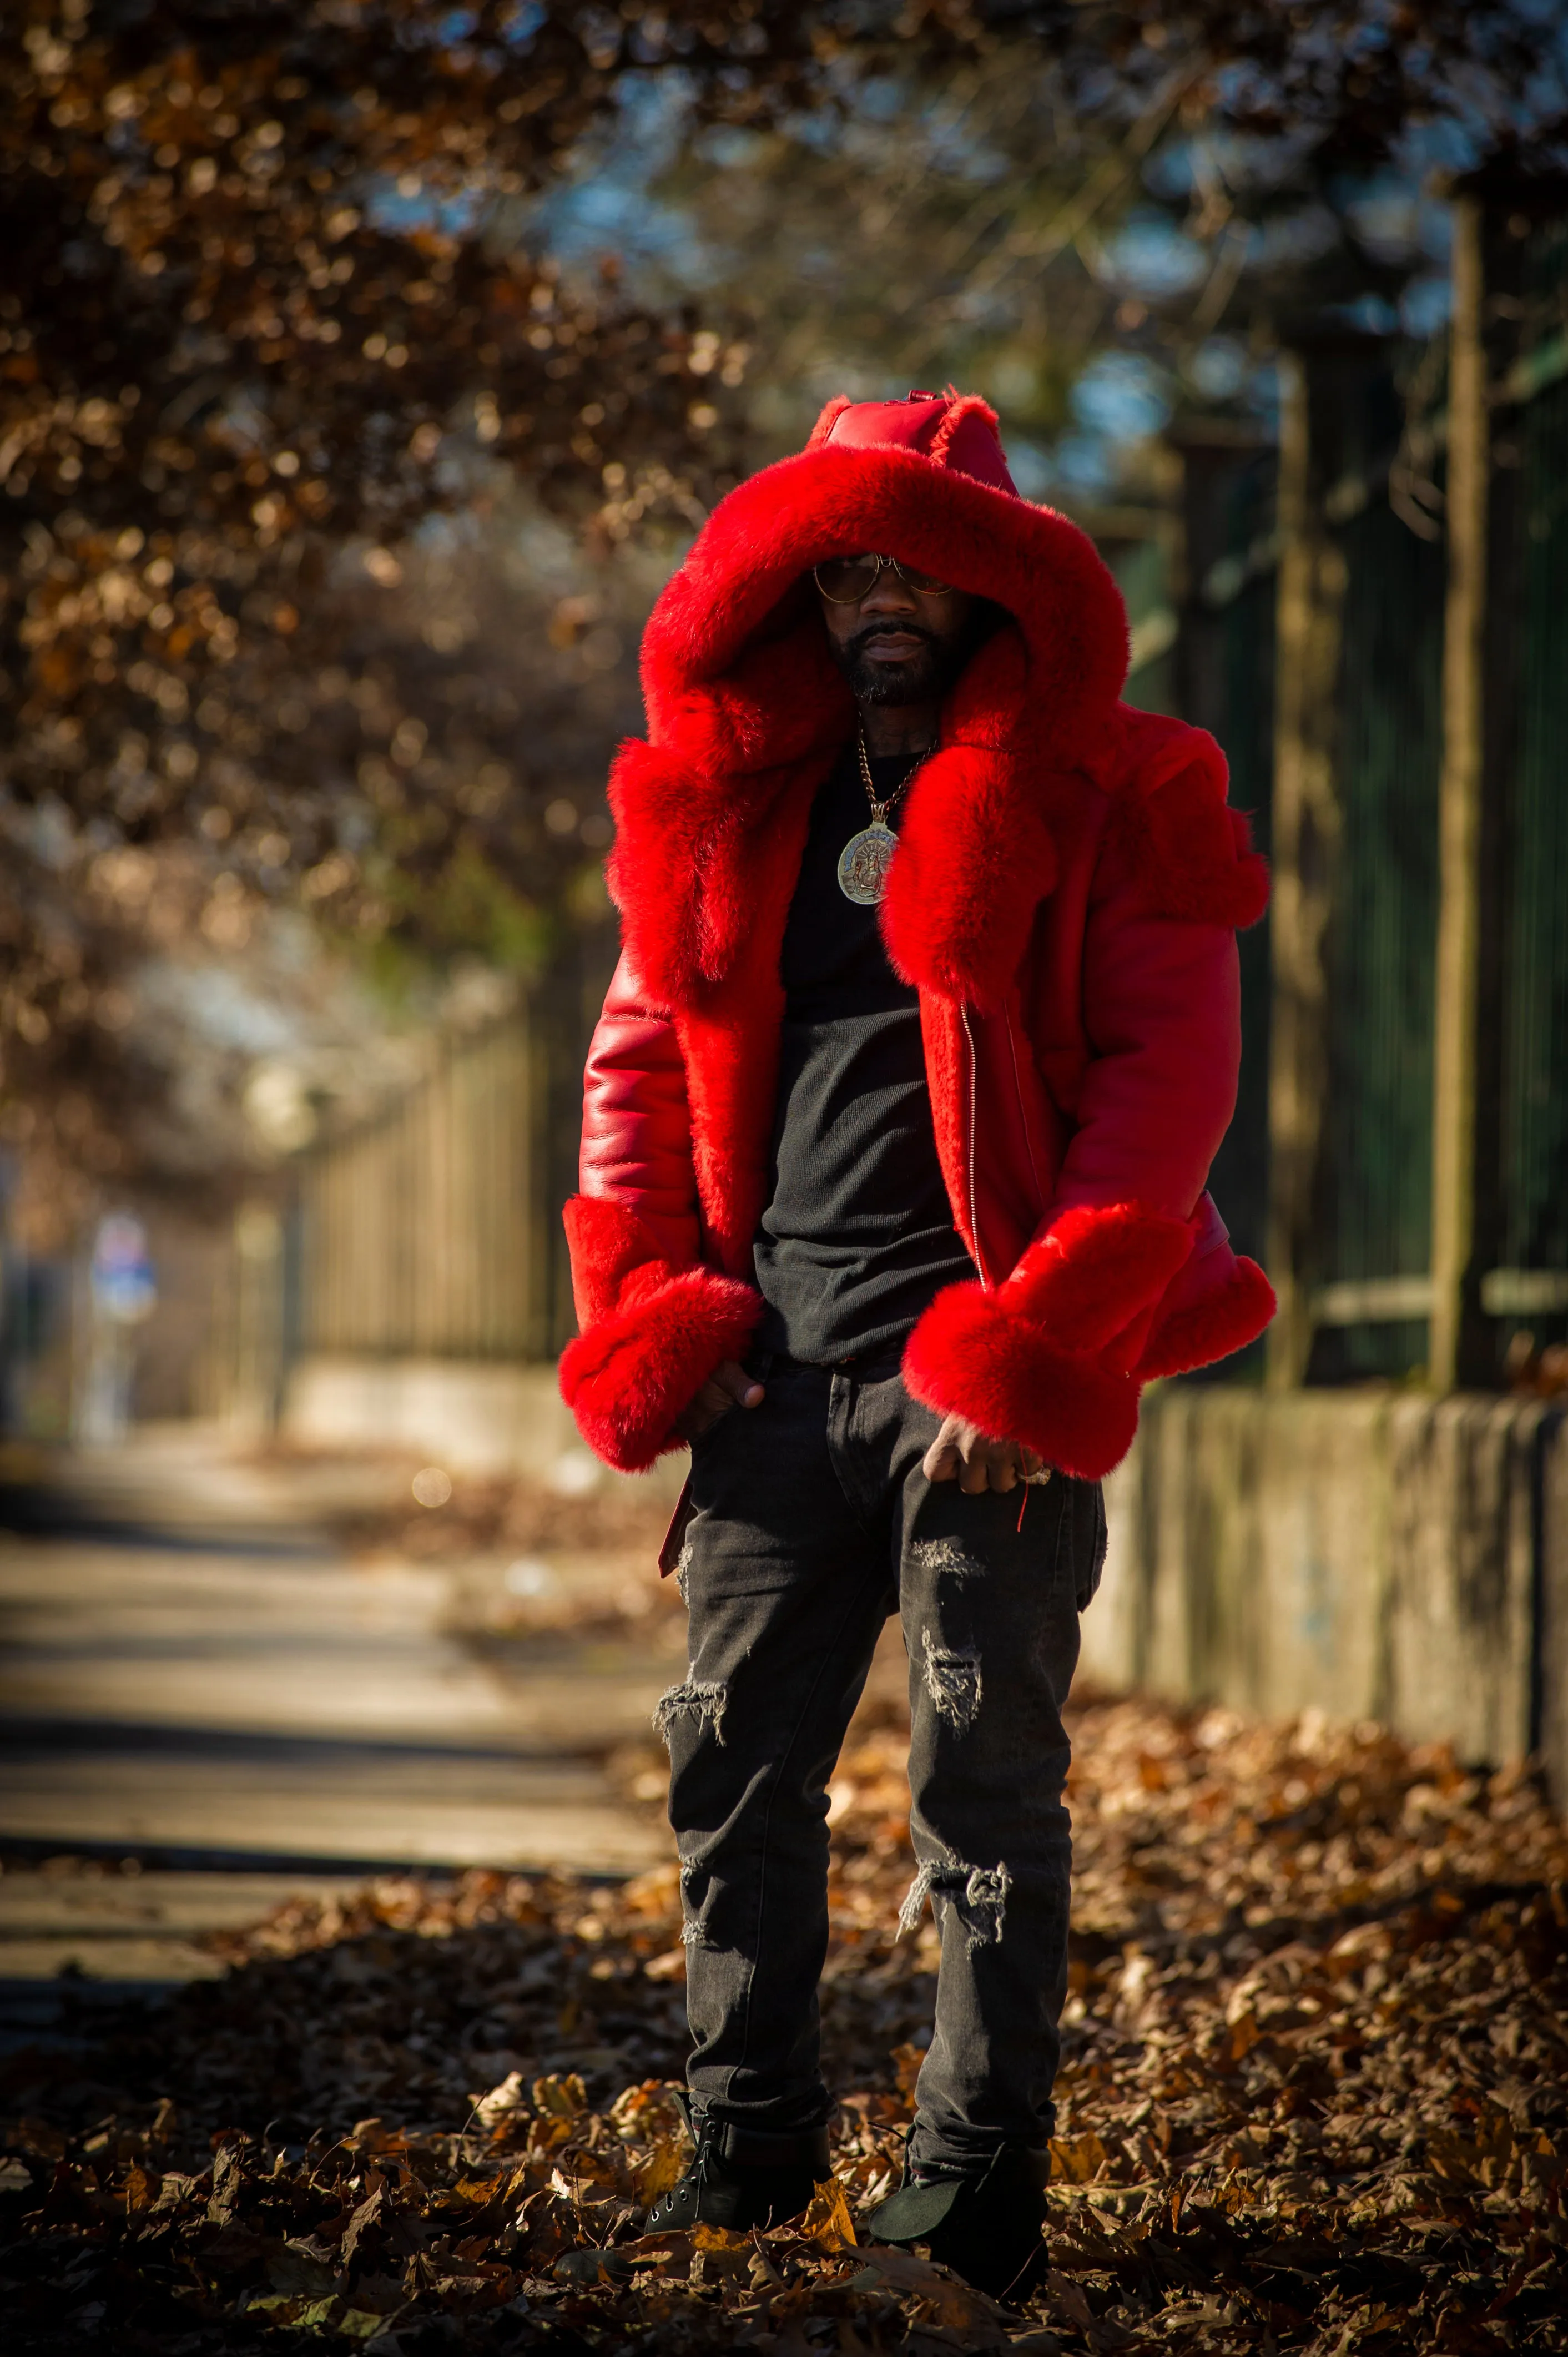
[805, 394, 855, 450]
[903, 1280, 1143, 1482]
[558, 1252, 762, 1472]
[611, 447, 1264, 1020]
[563, 1193, 669, 1332]
[1002, 1202, 1196, 1353]
[876, 631, 1065, 1009]
[929, 390, 1002, 465]
[1107, 750, 1270, 930]
[903, 1201, 1202, 1477]
[1137, 1253, 1278, 1382]
[614, 442, 1129, 1016]
[561, 1192, 763, 1469]
[807, 387, 1017, 492]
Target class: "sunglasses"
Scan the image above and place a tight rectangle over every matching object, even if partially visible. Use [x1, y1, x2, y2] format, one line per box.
[812, 552, 956, 603]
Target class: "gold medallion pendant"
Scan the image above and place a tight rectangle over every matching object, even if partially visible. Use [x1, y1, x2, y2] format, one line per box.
[837, 820, 898, 906]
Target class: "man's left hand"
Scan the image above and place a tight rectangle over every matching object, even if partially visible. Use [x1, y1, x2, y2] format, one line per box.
[922, 1414, 1047, 1494]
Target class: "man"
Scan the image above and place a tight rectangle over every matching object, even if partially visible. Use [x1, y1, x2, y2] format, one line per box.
[559, 391, 1273, 2294]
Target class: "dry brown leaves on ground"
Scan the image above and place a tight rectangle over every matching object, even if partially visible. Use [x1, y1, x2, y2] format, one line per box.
[3, 1694, 1567, 2354]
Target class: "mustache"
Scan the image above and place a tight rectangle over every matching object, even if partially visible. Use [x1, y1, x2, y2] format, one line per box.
[846, 621, 938, 658]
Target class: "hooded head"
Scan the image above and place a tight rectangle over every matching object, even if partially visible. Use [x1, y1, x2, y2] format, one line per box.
[634, 384, 1126, 772]
[610, 385, 1135, 1009]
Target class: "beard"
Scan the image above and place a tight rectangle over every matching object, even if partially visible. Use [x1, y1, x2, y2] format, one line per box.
[830, 620, 972, 707]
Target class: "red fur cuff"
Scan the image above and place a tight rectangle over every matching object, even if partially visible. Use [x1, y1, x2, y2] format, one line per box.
[1004, 1201, 1194, 1354]
[559, 1262, 763, 1474]
[903, 1281, 1143, 1481]
[1137, 1253, 1275, 1381]
[901, 1202, 1202, 1479]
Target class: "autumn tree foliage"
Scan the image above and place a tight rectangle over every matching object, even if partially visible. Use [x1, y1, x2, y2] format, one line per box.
[2, 1, 1562, 1188]
[2, 8, 727, 1134]
[0, 3, 771, 1186]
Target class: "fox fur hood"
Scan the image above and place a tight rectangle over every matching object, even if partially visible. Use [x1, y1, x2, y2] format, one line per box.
[606, 394, 1263, 1020]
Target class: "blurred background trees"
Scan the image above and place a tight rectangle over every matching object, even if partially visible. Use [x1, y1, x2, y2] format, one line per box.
[2, 1, 1565, 1423]
[2, 0, 759, 1219]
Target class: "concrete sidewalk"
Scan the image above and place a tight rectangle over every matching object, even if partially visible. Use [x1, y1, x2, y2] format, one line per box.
[0, 1428, 672, 2011]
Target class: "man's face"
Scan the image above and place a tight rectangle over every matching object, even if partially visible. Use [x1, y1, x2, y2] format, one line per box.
[815, 557, 977, 707]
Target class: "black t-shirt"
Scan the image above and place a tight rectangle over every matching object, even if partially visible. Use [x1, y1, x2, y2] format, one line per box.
[752, 744, 975, 1362]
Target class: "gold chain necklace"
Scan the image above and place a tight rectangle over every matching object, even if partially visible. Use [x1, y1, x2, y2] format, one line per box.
[836, 731, 931, 906]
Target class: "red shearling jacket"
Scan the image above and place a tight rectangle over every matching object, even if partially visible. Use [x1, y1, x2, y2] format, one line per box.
[559, 404, 1275, 1482]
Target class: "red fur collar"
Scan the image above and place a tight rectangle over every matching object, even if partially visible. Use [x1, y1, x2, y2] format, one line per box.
[607, 445, 1134, 1015]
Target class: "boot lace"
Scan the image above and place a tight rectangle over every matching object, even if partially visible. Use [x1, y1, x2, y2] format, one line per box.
[647, 2097, 713, 2226]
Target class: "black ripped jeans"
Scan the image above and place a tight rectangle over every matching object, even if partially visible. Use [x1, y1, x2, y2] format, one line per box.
[658, 1350, 1105, 2177]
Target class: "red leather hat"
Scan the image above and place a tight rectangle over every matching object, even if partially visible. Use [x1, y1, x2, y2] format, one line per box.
[804, 387, 1019, 497]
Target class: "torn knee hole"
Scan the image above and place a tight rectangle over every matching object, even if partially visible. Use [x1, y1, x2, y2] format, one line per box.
[921, 1628, 982, 1731]
[898, 1851, 1011, 1950]
[912, 1536, 985, 1581]
[653, 1677, 729, 1749]
[678, 1862, 713, 1949]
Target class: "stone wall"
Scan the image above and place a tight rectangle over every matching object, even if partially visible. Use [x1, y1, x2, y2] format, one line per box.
[287, 1358, 1568, 1794]
[1083, 1386, 1568, 1796]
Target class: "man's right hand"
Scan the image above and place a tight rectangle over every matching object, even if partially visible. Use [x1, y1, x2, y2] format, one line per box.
[675, 1359, 765, 1442]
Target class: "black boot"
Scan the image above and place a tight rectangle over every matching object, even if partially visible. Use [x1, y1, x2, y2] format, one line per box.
[865, 2144, 1050, 2300]
[644, 2099, 830, 2235]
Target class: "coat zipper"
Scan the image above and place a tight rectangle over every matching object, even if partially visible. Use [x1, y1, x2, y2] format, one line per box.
[959, 1003, 991, 1287]
[1003, 997, 1046, 1220]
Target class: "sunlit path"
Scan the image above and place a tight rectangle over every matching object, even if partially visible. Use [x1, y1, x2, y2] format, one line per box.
[0, 1428, 668, 2014]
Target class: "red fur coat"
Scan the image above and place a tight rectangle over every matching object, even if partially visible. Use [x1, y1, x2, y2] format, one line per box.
[559, 419, 1274, 1480]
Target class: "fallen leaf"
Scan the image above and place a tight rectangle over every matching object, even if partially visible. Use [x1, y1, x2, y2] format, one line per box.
[856, 2243, 1009, 2332]
[636, 2127, 689, 2201]
[122, 2162, 155, 2212]
[471, 2070, 528, 2130]
[340, 2185, 384, 2266]
[799, 2175, 859, 2252]
[269, 2242, 341, 2298]
[1049, 2132, 1109, 2184]
[337, 2310, 404, 2344]
[532, 2072, 587, 2119]
[553, 2247, 634, 2287]
[4, 1688, 1564, 2354]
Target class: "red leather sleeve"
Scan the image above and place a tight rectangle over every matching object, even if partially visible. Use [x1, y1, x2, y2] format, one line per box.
[1053, 882, 1241, 1225]
[578, 949, 701, 1272]
[561, 950, 762, 1473]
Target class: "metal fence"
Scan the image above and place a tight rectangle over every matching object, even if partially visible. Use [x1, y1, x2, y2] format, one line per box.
[1500, 220, 1568, 1290]
[1178, 437, 1277, 1337]
[1181, 198, 1568, 1388]
[1316, 462, 1447, 1379]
